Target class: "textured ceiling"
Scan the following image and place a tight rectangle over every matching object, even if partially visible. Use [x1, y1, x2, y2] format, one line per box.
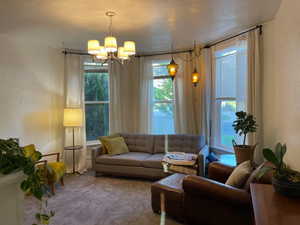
[0, 0, 281, 53]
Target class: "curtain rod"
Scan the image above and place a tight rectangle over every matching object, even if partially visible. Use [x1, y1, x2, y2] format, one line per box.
[204, 25, 262, 48]
[135, 49, 193, 58]
[62, 24, 262, 56]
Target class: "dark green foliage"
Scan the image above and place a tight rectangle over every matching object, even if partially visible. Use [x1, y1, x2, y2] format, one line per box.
[232, 111, 258, 145]
[0, 138, 54, 224]
[257, 143, 300, 183]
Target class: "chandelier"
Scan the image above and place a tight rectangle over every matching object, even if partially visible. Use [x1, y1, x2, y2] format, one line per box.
[87, 11, 136, 63]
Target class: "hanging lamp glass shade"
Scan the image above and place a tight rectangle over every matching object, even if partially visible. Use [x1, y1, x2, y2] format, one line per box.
[123, 41, 136, 55]
[167, 57, 178, 80]
[88, 40, 101, 54]
[96, 46, 108, 59]
[104, 36, 117, 52]
[118, 47, 129, 60]
[192, 68, 200, 87]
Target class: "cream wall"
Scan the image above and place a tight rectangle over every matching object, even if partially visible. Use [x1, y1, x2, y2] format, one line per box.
[263, 0, 300, 170]
[0, 34, 64, 154]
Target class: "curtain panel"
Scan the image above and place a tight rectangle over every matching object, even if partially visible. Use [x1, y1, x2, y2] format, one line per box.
[64, 54, 87, 173]
[247, 30, 262, 164]
[109, 59, 140, 134]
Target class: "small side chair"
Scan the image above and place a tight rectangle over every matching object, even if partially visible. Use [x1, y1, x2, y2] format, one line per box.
[23, 144, 66, 194]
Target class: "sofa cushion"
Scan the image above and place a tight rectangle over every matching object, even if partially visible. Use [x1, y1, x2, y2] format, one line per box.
[120, 133, 154, 153]
[142, 153, 164, 169]
[104, 137, 129, 156]
[154, 135, 205, 154]
[95, 152, 151, 167]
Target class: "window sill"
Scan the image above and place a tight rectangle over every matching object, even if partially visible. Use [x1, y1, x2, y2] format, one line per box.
[210, 146, 234, 154]
[86, 140, 101, 147]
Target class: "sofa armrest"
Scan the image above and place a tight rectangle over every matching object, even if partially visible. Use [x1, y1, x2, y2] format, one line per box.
[197, 145, 209, 176]
[208, 161, 235, 183]
[91, 145, 105, 170]
[183, 175, 250, 206]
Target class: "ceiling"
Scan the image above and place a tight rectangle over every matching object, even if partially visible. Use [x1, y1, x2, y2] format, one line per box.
[0, 0, 281, 54]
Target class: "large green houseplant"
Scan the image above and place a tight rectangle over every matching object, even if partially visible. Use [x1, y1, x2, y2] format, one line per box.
[232, 111, 258, 164]
[0, 138, 54, 225]
[258, 143, 300, 197]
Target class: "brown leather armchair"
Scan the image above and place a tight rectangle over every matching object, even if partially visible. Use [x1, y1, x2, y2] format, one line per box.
[183, 162, 253, 225]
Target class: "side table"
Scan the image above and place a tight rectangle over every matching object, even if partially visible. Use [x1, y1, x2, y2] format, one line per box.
[64, 145, 83, 174]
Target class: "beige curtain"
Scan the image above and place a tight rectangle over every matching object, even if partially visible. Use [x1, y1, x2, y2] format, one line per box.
[246, 29, 262, 164]
[173, 52, 199, 134]
[109, 59, 140, 134]
[64, 54, 87, 174]
[137, 56, 153, 133]
[199, 48, 213, 145]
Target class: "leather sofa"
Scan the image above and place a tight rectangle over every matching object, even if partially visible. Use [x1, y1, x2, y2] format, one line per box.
[183, 162, 253, 225]
[92, 133, 209, 179]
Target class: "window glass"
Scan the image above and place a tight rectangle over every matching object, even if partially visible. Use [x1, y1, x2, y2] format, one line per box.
[85, 73, 109, 101]
[152, 61, 169, 76]
[219, 100, 237, 147]
[153, 78, 174, 101]
[216, 53, 236, 98]
[152, 103, 175, 134]
[85, 103, 109, 141]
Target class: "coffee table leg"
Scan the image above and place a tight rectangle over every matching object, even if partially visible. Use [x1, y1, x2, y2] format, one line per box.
[160, 192, 166, 225]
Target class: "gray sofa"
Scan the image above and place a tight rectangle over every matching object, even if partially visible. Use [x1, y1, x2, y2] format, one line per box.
[92, 133, 209, 179]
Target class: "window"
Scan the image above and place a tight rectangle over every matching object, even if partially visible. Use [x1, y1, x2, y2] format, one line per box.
[84, 63, 109, 141]
[212, 43, 247, 150]
[151, 60, 175, 134]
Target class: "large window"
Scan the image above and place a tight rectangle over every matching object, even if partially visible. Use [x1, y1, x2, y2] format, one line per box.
[151, 61, 175, 134]
[84, 63, 109, 141]
[212, 43, 247, 150]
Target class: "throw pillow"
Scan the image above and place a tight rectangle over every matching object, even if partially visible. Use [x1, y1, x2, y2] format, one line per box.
[99, 133, 120, 154]
[225, 160, 253, 188]
[105, 137, 129, 156]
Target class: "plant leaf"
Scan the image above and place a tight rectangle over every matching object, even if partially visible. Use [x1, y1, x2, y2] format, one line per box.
[263, 148, 279, 166]
[256, 166, 273, 180]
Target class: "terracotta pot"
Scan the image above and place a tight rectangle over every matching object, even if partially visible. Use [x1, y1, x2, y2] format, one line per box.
[233, 145, 256, 165]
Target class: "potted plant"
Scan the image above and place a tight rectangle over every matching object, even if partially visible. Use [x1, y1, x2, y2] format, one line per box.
[232, 111, 258, 164]
[257, 143, 300, 197]
[0, 138, 54, 225]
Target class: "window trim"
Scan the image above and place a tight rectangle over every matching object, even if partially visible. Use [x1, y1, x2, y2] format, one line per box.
[84, 68, 110, 142]
[211, 49, 239, 153]
[151, 64, 175, 134]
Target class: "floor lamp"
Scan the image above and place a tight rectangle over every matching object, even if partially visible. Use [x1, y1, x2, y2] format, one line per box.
[63, 108, 83, 174]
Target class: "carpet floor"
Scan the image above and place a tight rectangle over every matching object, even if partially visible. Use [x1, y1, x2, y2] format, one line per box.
[24, 173, 183, 225]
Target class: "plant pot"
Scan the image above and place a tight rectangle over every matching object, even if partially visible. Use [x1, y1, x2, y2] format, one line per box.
[272, 177, 300, 197]
[233, 145, 256, 165]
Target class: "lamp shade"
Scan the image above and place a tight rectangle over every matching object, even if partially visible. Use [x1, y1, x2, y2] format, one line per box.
[104, 36, 117, 52]
[192, 69, 200, 87]
[96, 46, 108, 59]
[63, 108, 83, 127]
[87, 40, 100, 55]
[117, 47, 129, 60]
[167, 57, 178, 80]
[123, 41, 136, 55]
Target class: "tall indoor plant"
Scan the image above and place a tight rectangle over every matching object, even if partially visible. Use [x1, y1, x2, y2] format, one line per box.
[232, 111, 258, 164]
[0, 138, 54, 225]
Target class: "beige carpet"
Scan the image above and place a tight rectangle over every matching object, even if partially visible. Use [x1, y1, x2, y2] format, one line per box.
[24, 173, 182, 225]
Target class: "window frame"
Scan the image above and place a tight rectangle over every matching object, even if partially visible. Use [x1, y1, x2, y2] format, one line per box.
[84, 68, 110, 144]
[211, 50, 239, 152]
[151, 65, 175, 134]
